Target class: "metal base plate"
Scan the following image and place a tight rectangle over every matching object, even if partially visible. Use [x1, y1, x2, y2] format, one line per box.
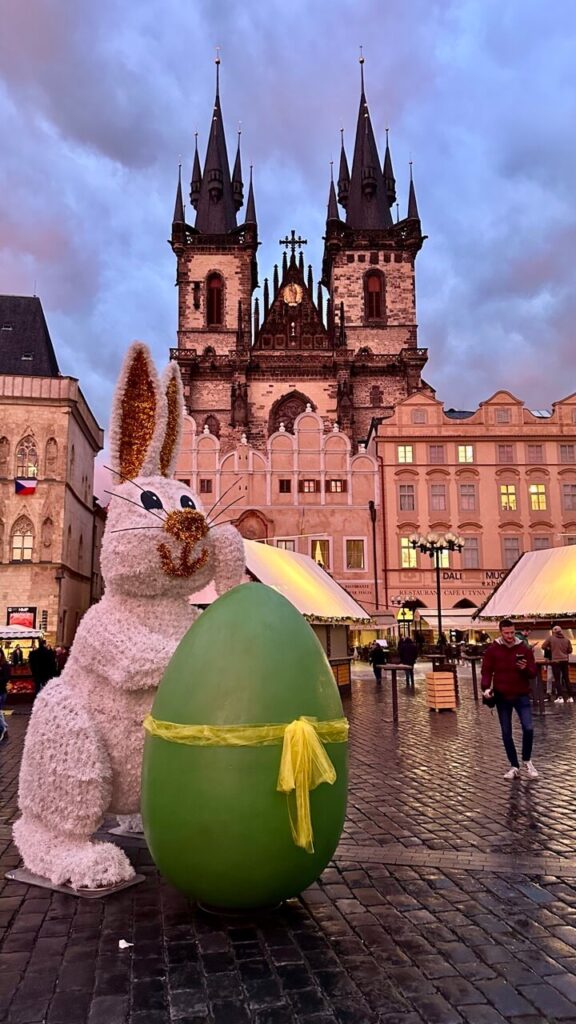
[5, 866, 146, 899]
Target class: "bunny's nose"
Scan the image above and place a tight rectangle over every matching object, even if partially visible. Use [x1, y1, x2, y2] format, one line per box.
[164, 509, 208, 545]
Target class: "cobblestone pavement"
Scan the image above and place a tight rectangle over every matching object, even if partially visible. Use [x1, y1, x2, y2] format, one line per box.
[3, 664, 576, 1023]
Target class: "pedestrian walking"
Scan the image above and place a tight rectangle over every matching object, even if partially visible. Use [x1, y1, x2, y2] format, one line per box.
[0, 650, 10, 742]
[28, 639, 58, 697]
[369, 640, 388, 685]
[481, 618, 539, 780]
[542, 626, 573, 704]
[398, 635, 418, 687]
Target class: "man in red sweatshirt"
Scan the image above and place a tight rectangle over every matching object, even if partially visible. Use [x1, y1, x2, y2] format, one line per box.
[481, 618, 538, 780]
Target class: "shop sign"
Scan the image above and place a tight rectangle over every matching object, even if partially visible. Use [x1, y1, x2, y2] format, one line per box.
[7, 606, 37, 628]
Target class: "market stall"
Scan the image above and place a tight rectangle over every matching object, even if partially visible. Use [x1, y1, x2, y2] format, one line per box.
[0, 624, 44, 698]
[190, 540, 371, 693]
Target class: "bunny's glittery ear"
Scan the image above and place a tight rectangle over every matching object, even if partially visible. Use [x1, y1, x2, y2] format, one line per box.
[109, 342, 167, 481]
[159, 362, 184, 478]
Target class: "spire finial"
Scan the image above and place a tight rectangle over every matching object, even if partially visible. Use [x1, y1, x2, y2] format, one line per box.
[330, 159, 334, 182]
[215, 47, 221, 96]
[395, 202, 399, 223]
[359, 45, 365, 92]
[340, 126, 344, 145]
[386, 127, 389, 144]
[409, 159, 413, 181]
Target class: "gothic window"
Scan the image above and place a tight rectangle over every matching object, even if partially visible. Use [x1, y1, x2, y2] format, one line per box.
[45, 437, 58, 475]
[206, 273, 224, 326]
[16, 436, 38, 479]
[364, 270, 385, 321]
[269, 392, 311, 435]
[11, 516, 34, 562]
[203, 415, 220, 438]
[0, 437, 9, 476]
[370, 386, 383, 407]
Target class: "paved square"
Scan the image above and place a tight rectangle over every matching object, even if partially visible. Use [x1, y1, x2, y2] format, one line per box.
[3, 665, 576, 1023]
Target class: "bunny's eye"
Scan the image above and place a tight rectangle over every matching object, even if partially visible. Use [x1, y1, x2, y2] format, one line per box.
[140, 490, 164, 511]
[180, 495, 197, 510]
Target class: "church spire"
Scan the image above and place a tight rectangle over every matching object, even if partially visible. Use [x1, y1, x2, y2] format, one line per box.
[190, 133, 202, 210]
[407, 162, 420, 220]
[337, 129, 350, 209]
[172, 163, 185, 226]
[345, 55, 393, 230]
[383, 128, 396, 209]
[232, 129, 244, 212]
[245, 165, 257, 225]
[327, 163, 340, 223]
[194, 56, 237, 234]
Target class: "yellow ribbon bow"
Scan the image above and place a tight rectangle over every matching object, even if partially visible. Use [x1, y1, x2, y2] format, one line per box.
[143, 713, 348, 854]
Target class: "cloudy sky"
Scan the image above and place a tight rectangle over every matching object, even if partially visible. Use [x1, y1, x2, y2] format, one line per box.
[1, 0, 575, 437]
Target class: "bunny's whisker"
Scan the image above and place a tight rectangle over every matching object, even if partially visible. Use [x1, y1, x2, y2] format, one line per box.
[208, 493, 246, 526]
[103, 490, 166, 522]
[103, 465, 149, 495]
[110, 526, 165, 534]
[205, 477, 244, 519]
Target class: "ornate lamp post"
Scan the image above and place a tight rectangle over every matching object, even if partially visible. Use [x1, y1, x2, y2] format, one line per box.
[409, 533, 464, 653]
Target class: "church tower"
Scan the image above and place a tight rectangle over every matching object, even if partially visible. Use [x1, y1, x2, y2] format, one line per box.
[322, 57, 429, 441]
[170, 58, 258, 445]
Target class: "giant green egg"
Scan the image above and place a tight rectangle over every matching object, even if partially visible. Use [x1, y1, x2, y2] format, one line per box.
[141, 582, 348, 909]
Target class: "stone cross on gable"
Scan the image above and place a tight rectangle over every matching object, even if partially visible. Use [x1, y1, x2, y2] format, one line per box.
[279, 229, 307, 256]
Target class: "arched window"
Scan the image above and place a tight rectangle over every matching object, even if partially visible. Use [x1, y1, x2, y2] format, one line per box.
[364, 271, 385, 321]
[370, 385, 383, 407]
[206, 273, 224, 326]
[203, 415, 221, 439]
[0, 437, 9, 476]
[11, 516, 34, 562]
[16, 436, 38, 479]
[45, 437, 58, 474]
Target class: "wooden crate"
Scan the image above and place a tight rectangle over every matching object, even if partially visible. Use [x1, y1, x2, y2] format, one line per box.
[426, 671, 456, 711]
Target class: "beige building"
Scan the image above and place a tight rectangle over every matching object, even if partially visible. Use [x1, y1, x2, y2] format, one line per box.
[0, 295, 103, 647]
[367, 389, 576, 615]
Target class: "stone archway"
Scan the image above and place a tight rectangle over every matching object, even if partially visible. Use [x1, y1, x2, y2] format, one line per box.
[268, 391, 315, 435]
[234, 509, 272, 541]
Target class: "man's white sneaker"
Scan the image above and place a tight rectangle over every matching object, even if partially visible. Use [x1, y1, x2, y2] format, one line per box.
[567, 697, 574, 703]
[504, 767, 520, 780]
[524, 760, 539, 779]
[554, 697, 564, 703]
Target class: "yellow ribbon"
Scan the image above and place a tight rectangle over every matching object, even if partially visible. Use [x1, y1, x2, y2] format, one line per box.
[143, 714, 348, 853]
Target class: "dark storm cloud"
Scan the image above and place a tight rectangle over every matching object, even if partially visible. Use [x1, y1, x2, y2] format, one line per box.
[0, 0, 575, 434]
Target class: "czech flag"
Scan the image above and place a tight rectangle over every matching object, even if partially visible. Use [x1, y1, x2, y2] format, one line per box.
[15, 478, 38, 495]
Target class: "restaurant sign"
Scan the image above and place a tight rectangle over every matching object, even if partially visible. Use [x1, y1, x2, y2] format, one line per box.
[6, 606, 37, 628]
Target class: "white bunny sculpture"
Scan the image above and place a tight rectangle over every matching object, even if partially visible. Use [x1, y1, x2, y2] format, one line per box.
[14, 342, 245, 890]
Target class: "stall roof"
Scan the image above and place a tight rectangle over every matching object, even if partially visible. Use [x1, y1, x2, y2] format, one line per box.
[475, 547, 576, 621]
[0, 625, 43, 640]
[418, 609, 485, 631]
[190, 540, 371, 624]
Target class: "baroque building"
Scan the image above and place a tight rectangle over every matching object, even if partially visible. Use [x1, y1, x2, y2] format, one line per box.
[0, 295, 103, 646]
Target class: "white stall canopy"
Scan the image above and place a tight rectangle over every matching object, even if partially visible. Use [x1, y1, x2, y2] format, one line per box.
[475, 547, 576, 621]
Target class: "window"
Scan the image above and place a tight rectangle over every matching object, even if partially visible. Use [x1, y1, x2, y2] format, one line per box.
[400, 537, 417, 569]
[11, 518, 33, 562]
[527, 444, 543, 463]
[533, 536, 551, 550]
[529, 483, 546, 511]
[565, 536, 576, 546]
[502, 536, 522, 568]
[500, 484, 517, 511]
[495, 408, 511, 424]
[16, 436, 38, 478]
[399, 484, 415, 512]
[311, 539, 330, 567]
[364, 271, 384, 320]
[277, 539, 295, 551]
[437, 548, 450, 569]
[397, 445, 413, 464]
[562, 483, 576, 511]
[560, 444, 575, 464]
[300, 479, 319, 493]
[326, 479, 346, 493]
[459, 483, 476, 511]
[457, 445, 474, 464]
[199, 479, 213, 494]
[346, 539, 365, 570]
[462, 537, 480, 569]
[429, 444, 445, 464]
[206, 273, 224, 326]
[497, 444, 514, 464]
[430, 483, 446, 512]
[278, 479, 291, 494]
[411, 409, 428, 425]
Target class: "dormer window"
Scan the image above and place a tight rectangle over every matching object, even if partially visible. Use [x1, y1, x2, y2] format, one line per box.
[364, 270, 385, 321]
[206, 273, 224, 326]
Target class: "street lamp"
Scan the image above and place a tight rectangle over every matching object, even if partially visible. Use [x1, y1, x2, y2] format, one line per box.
[409, 532, 464, 654]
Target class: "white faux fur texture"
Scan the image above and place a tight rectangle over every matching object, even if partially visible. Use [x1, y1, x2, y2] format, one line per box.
[14, 344, 245, 889]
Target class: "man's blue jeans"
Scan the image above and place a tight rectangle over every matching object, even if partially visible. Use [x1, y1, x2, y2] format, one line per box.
[496, 694, 533, 767]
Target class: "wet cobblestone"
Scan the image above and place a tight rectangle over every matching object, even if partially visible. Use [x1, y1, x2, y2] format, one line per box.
[3, 665, 576, 1022]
